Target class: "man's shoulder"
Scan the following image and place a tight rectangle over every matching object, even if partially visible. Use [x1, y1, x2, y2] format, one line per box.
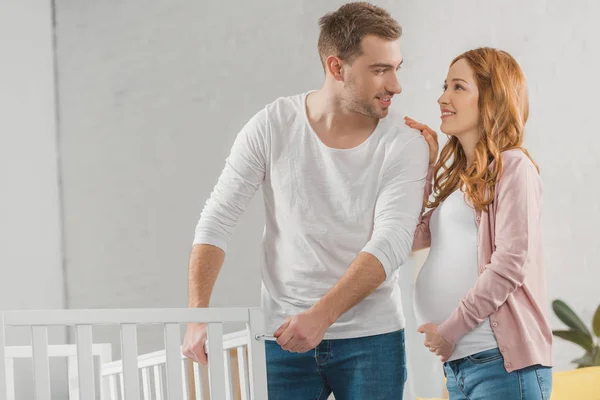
[378, 110, 427, 150]
[264, 92, 306, 116]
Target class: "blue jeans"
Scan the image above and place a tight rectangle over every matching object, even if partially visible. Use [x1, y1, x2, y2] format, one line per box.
[444, 347, 552, 400]
[265, 329, 407, 400]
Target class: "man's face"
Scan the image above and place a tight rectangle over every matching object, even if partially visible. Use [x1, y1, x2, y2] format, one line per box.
[340, 35, 403, 119]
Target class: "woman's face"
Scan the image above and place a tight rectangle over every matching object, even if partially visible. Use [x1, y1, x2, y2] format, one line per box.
[437, 58, 480, 139]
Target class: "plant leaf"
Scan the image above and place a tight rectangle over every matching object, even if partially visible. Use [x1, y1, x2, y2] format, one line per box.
[552, 299, 592, 337]
[593, 347, 600, 366]
[572, 352, 595, 367]
[572, 347, 600, 367]
[553, 330, 594, 352]
[593, 305, 600, 338]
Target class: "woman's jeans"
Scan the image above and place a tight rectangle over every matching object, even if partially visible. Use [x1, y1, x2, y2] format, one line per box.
[443, 347, 552, 400]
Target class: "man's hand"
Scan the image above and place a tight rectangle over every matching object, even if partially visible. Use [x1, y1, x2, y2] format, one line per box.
[418, 323, 455, 362]
[273, 308, 332, 353]
[182, 323, 208, 365]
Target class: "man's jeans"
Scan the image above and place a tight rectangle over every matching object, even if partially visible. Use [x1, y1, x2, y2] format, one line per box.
[265, 329, 407, 400]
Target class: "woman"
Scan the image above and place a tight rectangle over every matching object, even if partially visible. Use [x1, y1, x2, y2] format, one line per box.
[405, 47, 553, 399]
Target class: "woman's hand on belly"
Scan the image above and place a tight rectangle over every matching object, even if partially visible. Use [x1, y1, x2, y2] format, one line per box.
[418, 323, 455, 362]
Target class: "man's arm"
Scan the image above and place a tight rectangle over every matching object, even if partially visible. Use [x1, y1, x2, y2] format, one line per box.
[183, 108, 269, 364]
[188, 108, 269, 305]
[182, 244, 225, 365]
[274, 252, 384, 352]
[312, 251, 386, 324]
[187, 244, 225, 308]
[275, 134, 429, 352]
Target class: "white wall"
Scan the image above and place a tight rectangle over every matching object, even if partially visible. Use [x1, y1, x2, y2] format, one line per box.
[0, 0, 67, 397]
[49, 0, 600, 399]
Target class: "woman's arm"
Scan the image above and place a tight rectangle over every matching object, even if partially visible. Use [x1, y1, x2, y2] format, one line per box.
[412, 166, 435, 251]
[404, 117, 438, 251]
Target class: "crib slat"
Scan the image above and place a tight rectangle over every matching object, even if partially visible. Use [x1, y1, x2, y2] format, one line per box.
[108, 375, 118, 399]
[247, 309, 268, 400]
[76, 325, 95, 398]
[67, 356, 78, 399]
[192, 362, 204, 400]
[181, 360, 189, 400]
[153, 365, 163, 400]
[31, 326, 51, 399]
[5, 359, 15, 400]
[163, 323, 183, 399]
[224, 350, 234, 400]
[237, 346, 250, 400]
[141, 368, 151, 399]
[0, 315, 7, 400]
[207, 323, 226, 399]
[119, 373, 125, 399]
[120, 324, 140, 399]
[98, 344, 113, 400]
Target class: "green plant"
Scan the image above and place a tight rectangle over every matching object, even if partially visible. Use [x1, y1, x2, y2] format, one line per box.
[552, 299, 600, 368]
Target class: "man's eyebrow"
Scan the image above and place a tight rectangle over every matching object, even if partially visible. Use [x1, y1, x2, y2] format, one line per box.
[368, 60, 404, 69]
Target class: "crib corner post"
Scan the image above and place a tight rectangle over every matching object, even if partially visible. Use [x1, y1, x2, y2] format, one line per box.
[246, 308, 268, 400]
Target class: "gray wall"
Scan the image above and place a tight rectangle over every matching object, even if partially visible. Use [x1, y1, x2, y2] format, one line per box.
[1, 0, 64, 318]
[394, 2, 600, 394]
[2, 0, 597, 398]
[53, 0, 390, 349]
[1, 1, 67, 397]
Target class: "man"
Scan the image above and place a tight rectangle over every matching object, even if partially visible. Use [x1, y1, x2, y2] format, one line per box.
[183, 2, 429, 399]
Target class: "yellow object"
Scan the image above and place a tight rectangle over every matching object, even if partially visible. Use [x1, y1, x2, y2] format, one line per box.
[416, 366, 600, 400]
[551, 366, 600, 400]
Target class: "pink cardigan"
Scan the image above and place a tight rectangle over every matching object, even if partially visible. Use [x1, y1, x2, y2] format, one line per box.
[412, 149, 553, 372]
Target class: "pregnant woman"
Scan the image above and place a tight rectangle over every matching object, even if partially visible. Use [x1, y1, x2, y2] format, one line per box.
[406, 47, 553, 399]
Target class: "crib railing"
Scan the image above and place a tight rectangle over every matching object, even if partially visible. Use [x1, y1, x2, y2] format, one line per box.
[0, 308, 268, 400]
[100, 329, 251, 400]
[1, 343, 113, 400]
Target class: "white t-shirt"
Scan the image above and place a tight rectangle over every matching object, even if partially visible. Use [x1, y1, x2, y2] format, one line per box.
[414, 189, 498, 360]
[194, 92, 429, 339]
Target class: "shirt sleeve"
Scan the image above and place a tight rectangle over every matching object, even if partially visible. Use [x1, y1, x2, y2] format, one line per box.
[412, 165, 436, 252]
[192, 108, 269, 251]
[361, 135, 430, 279]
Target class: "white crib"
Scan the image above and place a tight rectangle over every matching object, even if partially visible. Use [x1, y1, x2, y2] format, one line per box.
[97, 329, 255, 400]
[0, 308, 269, 399]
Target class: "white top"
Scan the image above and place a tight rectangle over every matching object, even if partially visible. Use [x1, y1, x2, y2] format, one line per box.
[414, 189, 498, 360]
[194, 92, 429, 339]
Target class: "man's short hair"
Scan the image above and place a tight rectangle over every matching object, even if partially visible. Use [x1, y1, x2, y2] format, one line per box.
[318, 2, 402, 68]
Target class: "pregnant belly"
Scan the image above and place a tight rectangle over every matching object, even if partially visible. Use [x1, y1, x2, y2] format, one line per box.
[413, 250, 478, 325]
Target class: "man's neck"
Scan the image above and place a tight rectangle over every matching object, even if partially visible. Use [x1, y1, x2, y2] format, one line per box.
[306, 88, 378, 149]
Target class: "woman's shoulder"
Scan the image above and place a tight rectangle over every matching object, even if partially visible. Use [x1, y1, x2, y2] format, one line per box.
[494, 148, 541, 195]
[499, 148, 538, 173]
